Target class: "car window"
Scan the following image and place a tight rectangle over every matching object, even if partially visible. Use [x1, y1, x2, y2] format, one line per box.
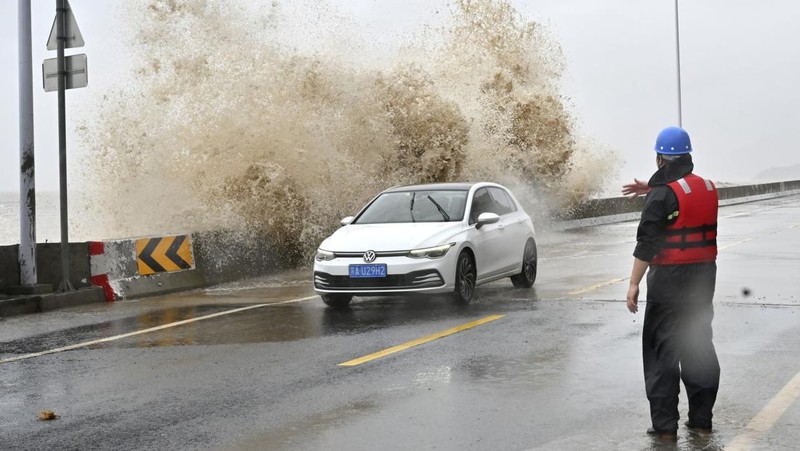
[354, 190, 467, 224]
[488, 187, 517, 215]
[469, 188, 496, 224]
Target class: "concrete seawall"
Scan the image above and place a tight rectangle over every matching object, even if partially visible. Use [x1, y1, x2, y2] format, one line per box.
[1, 179, 799, 315]
[556, 179, 800, 229]
[1, 231, 293, 304]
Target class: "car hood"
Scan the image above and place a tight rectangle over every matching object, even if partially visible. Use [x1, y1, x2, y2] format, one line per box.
[320, 222, 465, 252]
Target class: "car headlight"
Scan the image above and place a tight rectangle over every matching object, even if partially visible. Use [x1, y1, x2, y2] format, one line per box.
[408, 243, 453, 259]
[315, 249, 335, 261]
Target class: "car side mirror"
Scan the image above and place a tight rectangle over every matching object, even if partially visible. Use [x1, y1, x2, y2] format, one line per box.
[475, 212, 500, 229]
[340, 216, 354, 226]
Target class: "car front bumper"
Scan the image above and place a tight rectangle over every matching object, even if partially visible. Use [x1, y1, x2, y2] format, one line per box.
[313, 252, 457, 295]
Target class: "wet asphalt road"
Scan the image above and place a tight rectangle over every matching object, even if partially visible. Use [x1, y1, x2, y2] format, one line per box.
[1, 195, 799, 451]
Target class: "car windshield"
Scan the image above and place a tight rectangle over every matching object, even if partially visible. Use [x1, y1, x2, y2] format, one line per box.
[354, 190, 468, 224]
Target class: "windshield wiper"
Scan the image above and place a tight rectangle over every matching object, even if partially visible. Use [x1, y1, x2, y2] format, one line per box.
[426, 195, 450, 221]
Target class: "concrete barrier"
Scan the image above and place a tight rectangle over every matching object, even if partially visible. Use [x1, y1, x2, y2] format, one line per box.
[1, 229, 295, 312]
[89, 235, 204, 301]
[0, 242, 95, 293]
[556, 179, 800, 229]
[192, 229, 289, 285]
[0, 242, 107, 316]
[86, 230, 292, 301]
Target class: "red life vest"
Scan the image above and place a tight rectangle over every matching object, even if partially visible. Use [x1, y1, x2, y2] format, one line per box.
[650, 174, 718, 265]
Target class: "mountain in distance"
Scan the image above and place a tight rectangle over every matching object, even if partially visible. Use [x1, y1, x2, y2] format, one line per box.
[753, 163, 800, 183]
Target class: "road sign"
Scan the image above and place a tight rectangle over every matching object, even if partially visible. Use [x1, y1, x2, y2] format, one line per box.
[46, 0, 84, 50]
[42, 53, 87, 92]
[136, 235, 195, 276]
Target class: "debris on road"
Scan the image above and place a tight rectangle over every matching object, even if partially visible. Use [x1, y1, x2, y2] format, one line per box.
[37, 410, 59, 421]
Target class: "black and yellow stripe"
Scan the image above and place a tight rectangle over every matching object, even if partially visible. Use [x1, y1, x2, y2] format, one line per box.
[136, 235, 194, 276]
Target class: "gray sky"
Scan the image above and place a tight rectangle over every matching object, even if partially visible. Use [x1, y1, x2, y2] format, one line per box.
[2, 0, 800, 195]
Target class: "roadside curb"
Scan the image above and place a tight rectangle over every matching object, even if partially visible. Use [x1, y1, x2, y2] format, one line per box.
[0, 286, 105, 317]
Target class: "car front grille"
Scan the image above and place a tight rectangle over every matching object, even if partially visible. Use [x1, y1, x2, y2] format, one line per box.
[314, 269, 444, 290]
[333, 250, 408, 258]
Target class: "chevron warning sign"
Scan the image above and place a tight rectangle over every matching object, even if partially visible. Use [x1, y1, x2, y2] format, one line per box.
[136, 235, 195, 276]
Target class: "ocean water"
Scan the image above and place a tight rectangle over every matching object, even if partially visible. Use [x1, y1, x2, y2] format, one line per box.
[0, 192, 67, 246]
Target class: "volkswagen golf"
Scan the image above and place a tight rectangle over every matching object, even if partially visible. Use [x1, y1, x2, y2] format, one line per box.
[313, 182, 537, 307]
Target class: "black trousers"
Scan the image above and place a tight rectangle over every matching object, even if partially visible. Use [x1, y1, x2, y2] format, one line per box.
[643, 262, 720, 432]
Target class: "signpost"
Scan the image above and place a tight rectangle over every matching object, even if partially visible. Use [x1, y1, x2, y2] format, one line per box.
[18, 0, 39, 292]
[674, 0, 683, 127]
[43, 54, 87, 92]
[43, 0, 87, 292]
[46, 1, 84, 51]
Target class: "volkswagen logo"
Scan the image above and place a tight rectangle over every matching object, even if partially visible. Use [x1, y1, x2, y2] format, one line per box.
[363, 250, 377, 263]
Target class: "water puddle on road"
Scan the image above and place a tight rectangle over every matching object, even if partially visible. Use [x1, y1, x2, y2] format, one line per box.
[0, 305, 318, 358]
[0, 294, 530, 358]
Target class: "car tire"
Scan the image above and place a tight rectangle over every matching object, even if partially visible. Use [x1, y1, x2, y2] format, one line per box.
[322, 294, 353, 308]
[452, 250, 476, 305]
[511, 238, 537, 288]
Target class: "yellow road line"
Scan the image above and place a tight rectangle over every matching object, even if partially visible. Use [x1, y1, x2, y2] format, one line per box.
[568, 278, 627, 295]
[0, 295, 318, 365]
[338, 314, 505, 367]
[725, 371, 800, 451]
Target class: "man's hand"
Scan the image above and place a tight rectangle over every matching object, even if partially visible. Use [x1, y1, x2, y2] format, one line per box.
[627, 258, 648, 314]
[626, 284, 640, 313]
[622, 178, 651, 197]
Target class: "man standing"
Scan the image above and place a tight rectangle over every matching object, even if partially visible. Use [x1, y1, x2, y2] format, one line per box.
[624, 126, 720, 440]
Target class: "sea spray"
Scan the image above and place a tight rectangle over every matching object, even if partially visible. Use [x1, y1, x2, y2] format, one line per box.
[76, 0, 618, 266]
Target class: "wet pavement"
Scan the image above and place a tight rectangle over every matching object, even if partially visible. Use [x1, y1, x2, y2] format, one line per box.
[1, 195, 799, 450]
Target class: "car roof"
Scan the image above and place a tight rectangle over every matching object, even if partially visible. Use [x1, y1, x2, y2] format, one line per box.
[383, 182, 501, 193]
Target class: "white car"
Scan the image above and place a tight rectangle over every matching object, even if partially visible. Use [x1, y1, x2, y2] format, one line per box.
[313, 182, 537, 307]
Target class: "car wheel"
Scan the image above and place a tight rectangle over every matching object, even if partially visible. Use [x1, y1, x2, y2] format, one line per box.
[511, 238, 537, 288]
[452, 250, 476, 305]
[322, 294, 353, 308]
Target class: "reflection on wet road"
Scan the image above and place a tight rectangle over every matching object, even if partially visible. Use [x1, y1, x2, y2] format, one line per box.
[0, 287, 539, 360]
[0, 305, 238, 356]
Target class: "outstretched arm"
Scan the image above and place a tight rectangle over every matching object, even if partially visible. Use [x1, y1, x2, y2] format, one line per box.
[622, 178, 651, 197]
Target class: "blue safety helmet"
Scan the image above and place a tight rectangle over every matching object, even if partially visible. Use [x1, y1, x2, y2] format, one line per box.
[654, 126, 692, 155]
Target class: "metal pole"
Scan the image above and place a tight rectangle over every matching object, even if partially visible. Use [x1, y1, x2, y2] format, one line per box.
[18, 0, 38, 287]
[56, 0, 73, 291]
[674, 0, 683, 127]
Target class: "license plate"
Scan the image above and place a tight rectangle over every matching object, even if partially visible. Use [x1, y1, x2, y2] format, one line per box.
[348, 264, 387, 278]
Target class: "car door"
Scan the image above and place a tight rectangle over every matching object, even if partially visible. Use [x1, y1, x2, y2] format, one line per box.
[468, 187, 505, 279]
[488, 187, 527, 273]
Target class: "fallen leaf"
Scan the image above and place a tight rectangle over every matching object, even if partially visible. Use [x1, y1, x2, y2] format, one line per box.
[38, 410, 59, 421]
